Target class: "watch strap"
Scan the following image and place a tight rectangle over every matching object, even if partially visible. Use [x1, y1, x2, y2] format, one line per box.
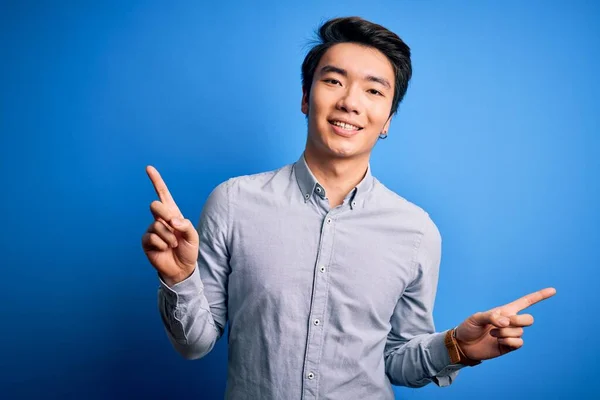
[444, 328, 482, 367]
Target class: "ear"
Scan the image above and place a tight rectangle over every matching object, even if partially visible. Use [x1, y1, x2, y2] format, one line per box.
[301, 87, 309, 115]
[382, 114, 393, 134]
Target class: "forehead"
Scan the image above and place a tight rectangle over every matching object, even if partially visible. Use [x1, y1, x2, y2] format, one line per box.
[316, 42, 395, 83]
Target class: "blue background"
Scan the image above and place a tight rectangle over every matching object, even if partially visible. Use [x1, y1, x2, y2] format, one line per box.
[2, 1, 598, 399]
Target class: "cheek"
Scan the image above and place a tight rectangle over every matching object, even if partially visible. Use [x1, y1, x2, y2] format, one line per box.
[369, 102, 391, 127]
[311, 85, 340, 113]
[310, 89, 327, 114]
[309, 103, 332, 132]
[306, 96, 325, 134]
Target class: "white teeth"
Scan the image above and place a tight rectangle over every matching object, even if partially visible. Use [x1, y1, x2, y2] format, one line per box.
[332, 121, 360, 130]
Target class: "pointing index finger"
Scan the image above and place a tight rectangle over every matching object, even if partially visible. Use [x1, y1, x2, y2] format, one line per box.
[503, 287, 557, 314]
[146, 165, 182, 215]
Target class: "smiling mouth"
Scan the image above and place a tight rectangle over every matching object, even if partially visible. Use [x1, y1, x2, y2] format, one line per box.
[328, 120, 363, 131]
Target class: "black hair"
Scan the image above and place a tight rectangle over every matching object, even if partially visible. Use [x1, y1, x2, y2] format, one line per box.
[301, 16, 412, 116]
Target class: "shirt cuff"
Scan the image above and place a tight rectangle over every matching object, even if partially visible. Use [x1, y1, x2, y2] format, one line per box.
[157, 263, 203, 306]
[428, 330, 468, 386]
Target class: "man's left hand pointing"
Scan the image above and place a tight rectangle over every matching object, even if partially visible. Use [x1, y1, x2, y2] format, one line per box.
[454, 287, 557, 361]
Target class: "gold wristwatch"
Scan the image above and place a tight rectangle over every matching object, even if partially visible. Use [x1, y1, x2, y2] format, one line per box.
[444, 327, 482, 366]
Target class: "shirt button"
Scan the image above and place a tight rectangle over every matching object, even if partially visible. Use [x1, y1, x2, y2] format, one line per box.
[307, 372, 315, 379]
[326, 218, 332, 224]
[313, 319, 320, 326]
[316, 187, 322, 193]
[352, 201, 357, 207]
[319, 266, 326, 273]
[305, 193, 310, 199]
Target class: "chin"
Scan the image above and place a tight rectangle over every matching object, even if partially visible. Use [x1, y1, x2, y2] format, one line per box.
[321, 141, 364, 159]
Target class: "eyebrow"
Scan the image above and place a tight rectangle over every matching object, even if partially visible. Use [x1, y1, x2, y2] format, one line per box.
[319, 65, 392, 90]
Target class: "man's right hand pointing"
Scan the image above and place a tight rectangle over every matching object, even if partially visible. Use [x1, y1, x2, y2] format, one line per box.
[141, 165, 199, 287]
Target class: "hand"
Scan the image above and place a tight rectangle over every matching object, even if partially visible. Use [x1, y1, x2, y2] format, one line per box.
[454, 287, 556, 361]
[141, 165, 199, 286]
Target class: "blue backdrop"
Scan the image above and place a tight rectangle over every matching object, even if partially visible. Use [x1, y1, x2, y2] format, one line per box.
[2, 1, 598, 399]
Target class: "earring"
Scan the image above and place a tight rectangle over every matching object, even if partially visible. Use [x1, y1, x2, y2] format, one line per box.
[379, 132, 388, 139]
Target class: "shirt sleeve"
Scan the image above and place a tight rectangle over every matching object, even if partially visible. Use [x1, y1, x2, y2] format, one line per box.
[157, 179, 232, 360]
[384, 215, 466, 387]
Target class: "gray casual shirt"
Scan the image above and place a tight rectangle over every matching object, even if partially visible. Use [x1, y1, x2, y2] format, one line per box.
[157, 153, 465, 399]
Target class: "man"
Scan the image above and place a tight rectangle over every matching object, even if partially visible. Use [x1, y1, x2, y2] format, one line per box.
[141, 16, 555, 399]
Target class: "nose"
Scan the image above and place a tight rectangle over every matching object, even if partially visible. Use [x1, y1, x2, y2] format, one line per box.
[336, 86, 361, 115]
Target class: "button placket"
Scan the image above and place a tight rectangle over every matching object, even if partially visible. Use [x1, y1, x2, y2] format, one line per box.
[301, 212, 335, 399]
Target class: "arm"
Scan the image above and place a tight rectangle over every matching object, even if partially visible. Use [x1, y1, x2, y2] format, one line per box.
[157, 180, 231, 360]
[384, 216, 465, 387]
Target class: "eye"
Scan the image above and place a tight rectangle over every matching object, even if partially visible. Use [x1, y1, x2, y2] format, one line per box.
[368, 89, 383, 96]
[323, 78, 342, 86]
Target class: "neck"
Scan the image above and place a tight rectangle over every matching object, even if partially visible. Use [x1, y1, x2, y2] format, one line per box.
[303, 144, 369, 206]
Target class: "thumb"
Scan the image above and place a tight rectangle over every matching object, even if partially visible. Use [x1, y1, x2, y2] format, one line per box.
[471, 310, 511, 328]
[170, 218, 199, 244]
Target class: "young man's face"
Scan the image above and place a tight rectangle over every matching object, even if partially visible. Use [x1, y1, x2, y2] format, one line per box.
[302, 42, 395, 161]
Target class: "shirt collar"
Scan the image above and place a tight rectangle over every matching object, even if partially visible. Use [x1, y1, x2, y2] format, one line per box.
[293, 152, 374, 210]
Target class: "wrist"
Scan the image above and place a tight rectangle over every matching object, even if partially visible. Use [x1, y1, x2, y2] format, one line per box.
[163, 276, 179, 287]
[162, 269, 194, 287]
[444, 327, 482, 367]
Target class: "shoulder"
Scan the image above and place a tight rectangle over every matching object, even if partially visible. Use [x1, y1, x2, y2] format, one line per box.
[207, 162, 294, 202]
[371, 178, 440, 241]
[224, 162, 293, 195]
[200, 163, 293, 224]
